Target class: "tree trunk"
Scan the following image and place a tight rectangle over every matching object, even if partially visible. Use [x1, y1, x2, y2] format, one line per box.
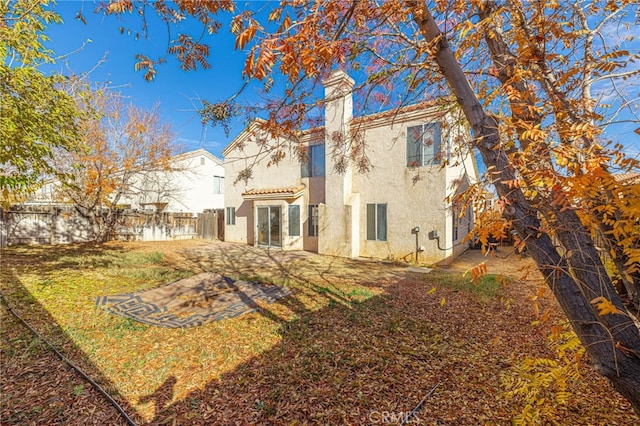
[476, 0, 640, 316]
[408, 1, 640, 413]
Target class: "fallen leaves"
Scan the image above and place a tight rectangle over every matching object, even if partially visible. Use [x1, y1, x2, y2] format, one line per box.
[0, 241, 637, 424]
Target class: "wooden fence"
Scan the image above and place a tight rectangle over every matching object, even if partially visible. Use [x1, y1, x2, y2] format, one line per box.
[0, 205, 225, 247]
[197, 210, 225, 241]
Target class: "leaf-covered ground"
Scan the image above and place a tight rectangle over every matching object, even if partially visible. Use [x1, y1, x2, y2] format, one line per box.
[1, 240, 637, 425]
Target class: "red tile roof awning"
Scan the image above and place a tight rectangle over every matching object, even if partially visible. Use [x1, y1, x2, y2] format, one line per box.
[242, 185, 306, 200]
[614, 172, 640, 185]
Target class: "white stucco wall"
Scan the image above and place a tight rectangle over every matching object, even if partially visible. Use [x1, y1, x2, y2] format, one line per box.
[164, 150, 225, 214]
[120, 149, 225, 215]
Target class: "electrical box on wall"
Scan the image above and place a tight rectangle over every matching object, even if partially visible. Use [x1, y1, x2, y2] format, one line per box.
[428, 230, 439, 240]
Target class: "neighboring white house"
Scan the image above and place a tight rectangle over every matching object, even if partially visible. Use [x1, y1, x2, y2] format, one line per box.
[30, 148, 225, 215]
[222, 70, 478, 263]
[121, 148, 225, 214]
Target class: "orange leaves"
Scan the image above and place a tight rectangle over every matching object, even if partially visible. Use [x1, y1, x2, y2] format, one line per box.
[244, 40, 276, 81]
[232, 12, 260, 51]
[529, 286, 552, 324]
[590, 297, 624, 317]
[235, 25, 257, 50]
[519, 127, 547, 143]
[467, 262, 488, 286]
[134, 54, 158, 82]
[549, 185, 572, 212]
[512, 232, 527, 254]
[168, 35, 211, 72]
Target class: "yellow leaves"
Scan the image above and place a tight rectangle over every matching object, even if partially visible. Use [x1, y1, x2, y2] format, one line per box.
[107, 0, 133, 14]
[427, 287, 437, 295]
[520, 127, 546, 142]
[590, 297, 624, 316]
[440, 297, 446, 307]
[458, 19, 474, 40]
[502, 321, 584, 424]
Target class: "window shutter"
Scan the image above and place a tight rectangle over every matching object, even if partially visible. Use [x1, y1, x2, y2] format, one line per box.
[431, 123, 442, 165]
[301, 161, 310, 178]
[406, 125, 422, 167]
[376, 204, 387, 241]
[366, 204, 376, 240]
[288, 205, 300, 236]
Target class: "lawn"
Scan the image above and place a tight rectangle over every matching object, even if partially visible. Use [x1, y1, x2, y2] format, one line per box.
[1, 240, 637, 425]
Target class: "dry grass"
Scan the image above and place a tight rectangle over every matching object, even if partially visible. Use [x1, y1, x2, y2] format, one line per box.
[1, 240, 637, 425]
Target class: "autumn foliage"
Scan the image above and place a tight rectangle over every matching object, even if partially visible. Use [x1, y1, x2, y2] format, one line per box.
[55, 89, 177, 242]
[101, 0, 640, 413]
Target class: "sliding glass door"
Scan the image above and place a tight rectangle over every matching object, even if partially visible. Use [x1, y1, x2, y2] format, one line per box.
[256, 206, 281, 247]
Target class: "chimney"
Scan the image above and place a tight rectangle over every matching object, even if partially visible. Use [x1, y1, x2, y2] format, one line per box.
[318, 70, 360, 259]
[323, 70, 355, 148]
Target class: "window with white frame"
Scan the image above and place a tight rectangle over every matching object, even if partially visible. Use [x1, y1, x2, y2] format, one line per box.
[214, 176, 224, 194]
[301, 144, 325, 177]
[226, 207, 236, 225]
[366, 203, 387, 241]
[407, 123, 441, 167]
[308, 204, 319, 237]
[288, 205, 301, 237]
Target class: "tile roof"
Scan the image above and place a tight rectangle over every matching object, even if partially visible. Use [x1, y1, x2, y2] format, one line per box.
[242, 185, 306, 199]
[613, 172, 640, 184]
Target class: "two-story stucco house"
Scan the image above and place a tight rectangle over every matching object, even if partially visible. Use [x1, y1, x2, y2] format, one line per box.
[127, 148, 226, 214]
[31, 148, 225, 215]
[222, 71, 477, 263]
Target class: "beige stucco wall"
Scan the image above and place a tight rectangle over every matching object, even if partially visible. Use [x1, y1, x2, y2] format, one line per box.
[445, 137, 477, 261]
[223, 103, 477, 264]
[223, 123, 325, 249]
[351, 114, 448, 263]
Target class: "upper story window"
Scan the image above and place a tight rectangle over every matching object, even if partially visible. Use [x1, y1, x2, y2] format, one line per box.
[213, 176, 224, 194]
[407, 123, 441, 167]
[201, 157, 205, 165]
[301, 143, 325, 178]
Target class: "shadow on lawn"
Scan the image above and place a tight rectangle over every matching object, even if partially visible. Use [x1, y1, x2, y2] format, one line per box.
[176, 242, 402, 325]
[142, 273, 518, 425]
[135, 243, 526, 425]
[141, 242, 639, 425]
[0, 244, 140, 425]
[3, 241, 636, 425]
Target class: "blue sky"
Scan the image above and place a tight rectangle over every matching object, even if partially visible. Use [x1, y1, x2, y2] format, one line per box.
[43, 1, 639, 160]
[45, 1, 251, 158]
